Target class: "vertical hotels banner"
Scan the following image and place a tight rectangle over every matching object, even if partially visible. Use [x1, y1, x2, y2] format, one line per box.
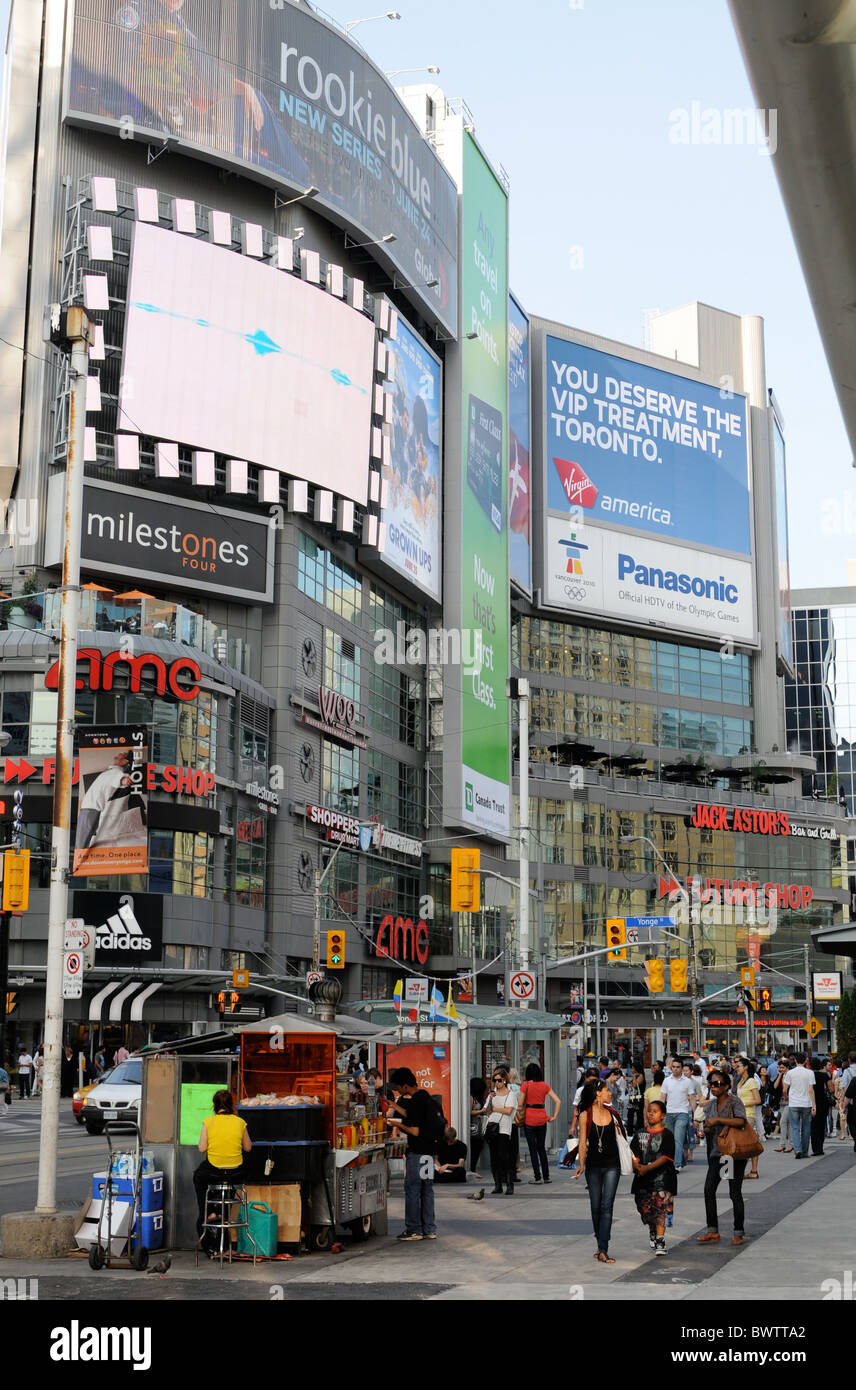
[457, 134, 510, 838]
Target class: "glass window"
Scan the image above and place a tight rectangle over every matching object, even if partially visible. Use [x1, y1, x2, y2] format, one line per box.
[324, 630, 361, 702]
[323, 741, 360, 813]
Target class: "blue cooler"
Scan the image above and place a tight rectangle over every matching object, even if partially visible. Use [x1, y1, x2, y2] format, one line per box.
[93, 1171, 164, 1208]
[130, 1210, 163, 1251]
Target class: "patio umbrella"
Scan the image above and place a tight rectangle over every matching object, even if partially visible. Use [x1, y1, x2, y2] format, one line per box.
[81, 581, 115, 592]
[113, 589, 155, 602]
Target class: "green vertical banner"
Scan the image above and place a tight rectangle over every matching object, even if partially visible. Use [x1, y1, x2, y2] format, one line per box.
[457, 133, 510, 838]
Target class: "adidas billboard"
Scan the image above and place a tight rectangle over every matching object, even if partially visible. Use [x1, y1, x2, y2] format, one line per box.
[72, 892, 163, 966]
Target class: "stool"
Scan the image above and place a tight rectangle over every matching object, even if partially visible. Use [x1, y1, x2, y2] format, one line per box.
[194, 1183, 257, 1269]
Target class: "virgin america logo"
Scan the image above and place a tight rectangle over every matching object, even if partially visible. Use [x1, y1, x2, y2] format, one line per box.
[553, 457, 598, 509]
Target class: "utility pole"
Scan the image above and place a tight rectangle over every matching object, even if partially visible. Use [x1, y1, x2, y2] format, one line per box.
[0, 911, 10, 1065]
[803, 942, 812, 1045]
[516, 678, 530, 1006]
[594, 954, 601, 1056]
[37, 306, 92, 1216]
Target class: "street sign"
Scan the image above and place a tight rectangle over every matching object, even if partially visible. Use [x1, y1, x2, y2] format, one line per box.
[625, 926, 640, 947]
[305, 970, 322, 988]
[740, 967, 755, 989]
[64, 918, 95, 972]
[806, 1016, 822, 1038]
[405, 977, 429, 1002]
[509, 971, 536, 1001]
[232, 969, 250, 989]
[62, 950, 83, 1000]
[625, 916, 675, 930]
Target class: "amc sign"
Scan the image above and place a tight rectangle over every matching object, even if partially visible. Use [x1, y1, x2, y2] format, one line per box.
[374, 913, 429, 966]
[45, 650, 201, 702]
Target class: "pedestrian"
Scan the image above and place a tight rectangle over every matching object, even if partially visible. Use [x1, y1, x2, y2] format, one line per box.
[681, 1061, 702, 1163]
[824, 1061, 838, 1138]
[0, 1061, 9, 1117]
[32, 1047, 43, 1097]
[697, 1068, 749, 1246]
[434, 1127, 468, 1184]
[844, 1070, 856, 1153]
[113, 1044, 129, 1066]
[782, 1053, 816, 1160]
[519, 1062, 561, 1185]
[482, 1067, 516, 1197]
[507, 1068, 523, 1182]
[575, 1077, 626, 1264]
[94, 1047, 106, 1077]
[660, 1058, 695, 1172]
[644, 1067, 666, 1113]
[17, 1048, 33, 1099]
[570, 1067, 601, 1140]
[60, 1046, 76, 1098]
[607, 1066, 627, 1123]
[626, 1063, 646, 1134]
[810, 1056, 833, 1156]
[387, 1067, 443, 1239]
[469, 1077, 489, 1176]
[734, 1057, 763, 1178]
[630, 1099, 676, 1256]
[773, 1059, 792, 1152]
[833, 1065, 849, 1142]
[193, 1090, 252, 1246]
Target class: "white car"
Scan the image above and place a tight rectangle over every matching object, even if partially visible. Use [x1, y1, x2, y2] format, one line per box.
[81, 1057, 142, 1135]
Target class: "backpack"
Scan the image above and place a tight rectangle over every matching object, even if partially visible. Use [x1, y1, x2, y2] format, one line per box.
[425, 1094, 447, 1147]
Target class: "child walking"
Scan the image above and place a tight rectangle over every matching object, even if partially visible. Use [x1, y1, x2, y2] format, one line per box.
[629, 1100, 677, 1256]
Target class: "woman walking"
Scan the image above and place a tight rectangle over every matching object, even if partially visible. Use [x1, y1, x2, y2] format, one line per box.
[626, 1064, 646, 1134]
[520, 1063, 561, 1185]
[484, 1068, 516, 1196]
[469, 1077, 489, 1177]
[810, 1056, 834, 1156]
[630, 1099, 677, 1256]
[698, 1069, 748, 1246]
[773, 1060, 792, 1152]
[575, 1078, 626, 1263]
[734, 1057, 763, 1178]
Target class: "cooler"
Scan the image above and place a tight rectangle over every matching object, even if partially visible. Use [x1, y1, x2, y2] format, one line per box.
[130, 1210, 164, 1252]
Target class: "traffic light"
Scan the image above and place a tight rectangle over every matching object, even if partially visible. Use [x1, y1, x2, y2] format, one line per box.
[450, 847, 480, 911]
[669, 958, 688, 993]
[744, 989, 757, 1013]
[606, 918, 627, 962]
[647, 959, 665, 993]
[326, 929, 345, 969]
[760, 987, 771, 1013]
[2, 850, 30, 911]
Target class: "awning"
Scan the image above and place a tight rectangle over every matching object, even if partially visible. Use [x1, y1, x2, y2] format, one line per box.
[109, 980, 146, 1021]
[88, 980, 123, 1023]
[811, 923, 856, 959]
[129, 982, 162, 1021]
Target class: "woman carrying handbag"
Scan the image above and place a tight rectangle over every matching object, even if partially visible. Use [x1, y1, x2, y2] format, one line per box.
[697, 1068, 758, 1247]
[484, 1068, 517, 1195]
[574, 1078, 632, 1263]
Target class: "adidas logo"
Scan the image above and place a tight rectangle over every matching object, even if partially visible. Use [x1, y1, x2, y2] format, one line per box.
[95, 902, 151, 952]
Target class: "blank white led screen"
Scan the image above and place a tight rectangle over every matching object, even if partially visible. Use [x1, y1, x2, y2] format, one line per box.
[118, 224, 374, 504]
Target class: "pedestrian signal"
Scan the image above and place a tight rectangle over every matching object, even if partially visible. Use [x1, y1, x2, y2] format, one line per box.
[5, 992, 17, 1016]
[760, 987, 771, 1013]
[450, 848, 480, 912]
[606, 918, 627, 962]
[647, 959, 665, 993]
[326, 930, 345, 969]
[669, 959, 688, 993]
[2, 850, 30, 911]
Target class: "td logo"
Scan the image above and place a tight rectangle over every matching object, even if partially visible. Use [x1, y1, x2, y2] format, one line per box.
[465, 783, 474, 812]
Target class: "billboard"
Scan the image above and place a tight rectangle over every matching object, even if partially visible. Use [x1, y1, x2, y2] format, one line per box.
[66, 0, 458, 334]
[772, 413, 793, 673]
[73, 726, 149, 877]
[543, 336, 755, 641]
[45, 476, 274, 601]
[380, 316, 442, 601]
[72, 890, 164, 966]
[443, 132, 510, 839]
[118, 224, 374, 505]
[508, 294, 531, 595]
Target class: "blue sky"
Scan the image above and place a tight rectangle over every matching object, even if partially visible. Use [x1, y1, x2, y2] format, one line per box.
[1, 0, 851, 587]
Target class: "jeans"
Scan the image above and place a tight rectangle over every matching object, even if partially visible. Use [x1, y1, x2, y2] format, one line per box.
[704, 1155, 746, 1233]
[585, 1164, 620, 1254]
[524, 1124, 550, 1181]
[790, 1106, 812, 1157]
[404, 1151, 436, 1235]
[665, 1111, 690, 1168]
[778, 1105, 791, 1146]
[18, 1073, 31, 1099]
[486, 1130, 513, 1190]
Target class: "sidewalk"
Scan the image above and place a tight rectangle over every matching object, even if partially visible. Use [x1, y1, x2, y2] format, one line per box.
[1, 1144, 853, 1299]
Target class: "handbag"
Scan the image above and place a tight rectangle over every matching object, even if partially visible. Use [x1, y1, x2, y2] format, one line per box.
[614, 1122, 634, 1177]
[718, 1120, 763, 1160]
[483, 1095, 501, 1141]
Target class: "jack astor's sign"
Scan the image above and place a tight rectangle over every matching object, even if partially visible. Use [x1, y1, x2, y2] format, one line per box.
[691, 804, 836, 840]
[45, 650, 201, 701]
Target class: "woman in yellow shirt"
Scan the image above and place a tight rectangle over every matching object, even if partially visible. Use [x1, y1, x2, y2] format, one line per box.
[734, 1057, 762, 1179]
[193, 1089, 252, 1235]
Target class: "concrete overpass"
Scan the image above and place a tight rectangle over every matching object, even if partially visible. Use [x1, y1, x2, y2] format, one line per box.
[729, 0, 856, 456]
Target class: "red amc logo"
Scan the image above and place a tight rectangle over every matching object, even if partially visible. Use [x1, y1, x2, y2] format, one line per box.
[45, 649, 201, 702]
[374, 913, 429, 965]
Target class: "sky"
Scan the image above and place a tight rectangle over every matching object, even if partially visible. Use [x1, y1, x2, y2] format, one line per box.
[0, 0, 851, 588]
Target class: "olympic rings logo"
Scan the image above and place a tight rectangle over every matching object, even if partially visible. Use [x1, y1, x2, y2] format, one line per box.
[564, 584, 586, 602]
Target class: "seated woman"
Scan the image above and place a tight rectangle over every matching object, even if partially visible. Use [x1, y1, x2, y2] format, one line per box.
[193, 1089, 252, 1240]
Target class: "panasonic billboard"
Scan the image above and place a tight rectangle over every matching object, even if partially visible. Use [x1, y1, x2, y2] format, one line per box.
[541, 336, 756, 643]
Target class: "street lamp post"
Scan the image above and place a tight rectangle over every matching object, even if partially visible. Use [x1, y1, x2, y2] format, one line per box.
[345, 11, 401, 37]
[620, 833, 701, 1051]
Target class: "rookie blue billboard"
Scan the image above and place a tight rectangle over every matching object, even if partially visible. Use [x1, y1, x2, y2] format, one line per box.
[508, 295, 532, 595]
[546, 338, 751, 555]
[381, 316, 442, 602]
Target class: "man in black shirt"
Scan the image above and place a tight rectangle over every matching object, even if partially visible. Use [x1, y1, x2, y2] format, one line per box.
[388, 1068, 441, 1240]
[434, 1127, 467, 1183]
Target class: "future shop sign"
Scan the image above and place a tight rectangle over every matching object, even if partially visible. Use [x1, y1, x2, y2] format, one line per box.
[2, 756, 214, 799]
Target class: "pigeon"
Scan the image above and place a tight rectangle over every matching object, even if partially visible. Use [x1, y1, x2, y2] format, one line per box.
[468, 1188, 485, 1202]
[147, 1255, 171, 1277]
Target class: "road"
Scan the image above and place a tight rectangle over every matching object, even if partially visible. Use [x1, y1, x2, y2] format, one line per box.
[1, 1105, 854, 1302]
